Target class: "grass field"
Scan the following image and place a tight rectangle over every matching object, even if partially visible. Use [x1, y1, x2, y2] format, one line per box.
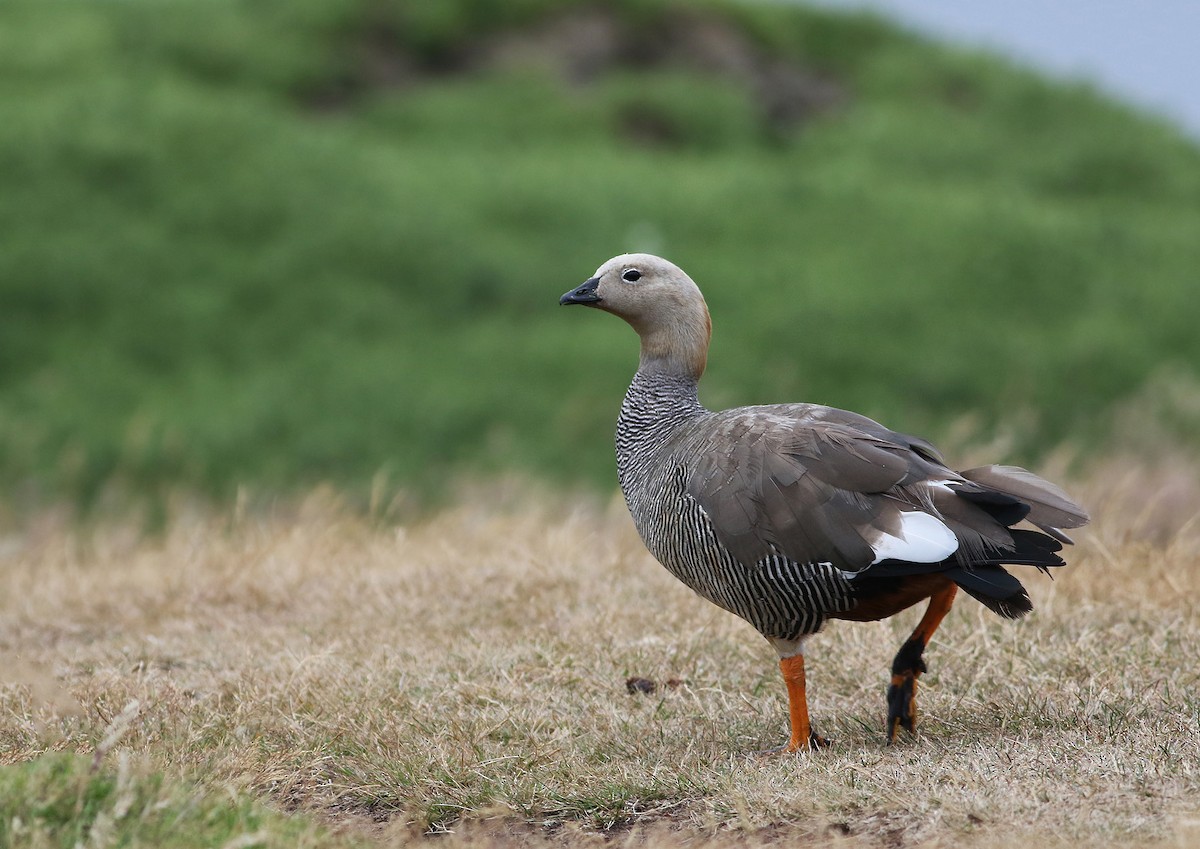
[3, 452, 1199, 847]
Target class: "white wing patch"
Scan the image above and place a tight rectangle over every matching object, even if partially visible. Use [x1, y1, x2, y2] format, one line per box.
[869, 510, 958, 565]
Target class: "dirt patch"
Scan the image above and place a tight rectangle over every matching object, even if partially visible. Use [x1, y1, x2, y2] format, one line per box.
[479, 7, 844, 130]
[328, 813, 842, 849]
[327, 6, 845, 136]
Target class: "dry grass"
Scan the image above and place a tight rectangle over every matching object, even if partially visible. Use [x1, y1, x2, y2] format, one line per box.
[2, 457, 1199, 848]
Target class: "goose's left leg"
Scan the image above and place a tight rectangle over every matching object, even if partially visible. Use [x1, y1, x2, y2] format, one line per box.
[887, 584, 957, 742]
[779, 653, 831, 752]
[764, 638, 832, 754]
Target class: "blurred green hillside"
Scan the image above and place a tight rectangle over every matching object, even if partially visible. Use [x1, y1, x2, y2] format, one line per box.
[2, 0, 1199, 509]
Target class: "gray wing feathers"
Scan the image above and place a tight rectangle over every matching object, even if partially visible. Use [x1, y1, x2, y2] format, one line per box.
[687, 409, 940, 570]
[684, 410, 1088, 575]
[787, 423, 912, 492]
[961, 464, 1090, 542]
[927, 488, 1015, 559]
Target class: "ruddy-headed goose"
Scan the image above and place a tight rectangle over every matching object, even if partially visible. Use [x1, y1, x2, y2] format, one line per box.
[560, 253, 1088, 751]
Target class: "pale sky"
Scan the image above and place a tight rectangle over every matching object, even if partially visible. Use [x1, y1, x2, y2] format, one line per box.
[809, 0, 1200, 138]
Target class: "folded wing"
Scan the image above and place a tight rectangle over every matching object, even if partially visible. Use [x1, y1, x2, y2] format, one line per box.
[686, 405, 1088, 617]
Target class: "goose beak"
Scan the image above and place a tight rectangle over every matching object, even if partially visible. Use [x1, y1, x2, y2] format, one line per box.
[560, 277, 602, 305]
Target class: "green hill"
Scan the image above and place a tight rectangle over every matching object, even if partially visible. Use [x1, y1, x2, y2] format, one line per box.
[2, 0, 1199, 510]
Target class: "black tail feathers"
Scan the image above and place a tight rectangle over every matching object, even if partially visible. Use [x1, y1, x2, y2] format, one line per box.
[944, 565, 1033, 619]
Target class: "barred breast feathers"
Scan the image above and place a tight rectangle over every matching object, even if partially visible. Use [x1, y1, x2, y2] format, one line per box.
[615, 374, 856, 641]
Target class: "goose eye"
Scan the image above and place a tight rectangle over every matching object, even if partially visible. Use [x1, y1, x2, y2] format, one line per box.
[622, 269, 642, 282]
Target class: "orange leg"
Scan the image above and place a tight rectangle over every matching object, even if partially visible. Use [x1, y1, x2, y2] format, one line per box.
[779, 654, 829, 752]
[887, 584, 957, 742]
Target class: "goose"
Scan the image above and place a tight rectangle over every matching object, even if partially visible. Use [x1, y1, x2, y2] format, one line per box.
[559, 253, 1088, 751]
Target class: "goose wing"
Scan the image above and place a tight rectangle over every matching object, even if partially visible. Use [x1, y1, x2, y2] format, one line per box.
[686, 405, 986, 573]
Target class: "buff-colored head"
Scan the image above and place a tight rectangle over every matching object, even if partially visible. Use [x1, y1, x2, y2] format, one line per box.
[560, 253, 712, 380]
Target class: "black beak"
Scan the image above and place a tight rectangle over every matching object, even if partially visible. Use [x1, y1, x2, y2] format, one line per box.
[559, 277, 602, 306]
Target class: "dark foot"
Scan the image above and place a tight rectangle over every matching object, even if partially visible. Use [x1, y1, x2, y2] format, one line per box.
[886, 671, 917, 742]
[887, 638, 928, 743]
[757, 732, 832, 756]
[808, 731, 832, 750]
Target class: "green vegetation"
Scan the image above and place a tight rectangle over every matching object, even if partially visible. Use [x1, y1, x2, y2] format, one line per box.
[2, 0, 1199, 508]
[0, 754, 353, 848]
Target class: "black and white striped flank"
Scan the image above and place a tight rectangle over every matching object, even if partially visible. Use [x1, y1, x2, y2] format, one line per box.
[616, 371, 853, 642]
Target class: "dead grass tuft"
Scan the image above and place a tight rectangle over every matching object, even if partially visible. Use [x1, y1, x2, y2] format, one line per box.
[2, 454, 1199, 847]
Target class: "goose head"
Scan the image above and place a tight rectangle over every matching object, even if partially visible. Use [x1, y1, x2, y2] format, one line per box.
[560, 253, 712, 380]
